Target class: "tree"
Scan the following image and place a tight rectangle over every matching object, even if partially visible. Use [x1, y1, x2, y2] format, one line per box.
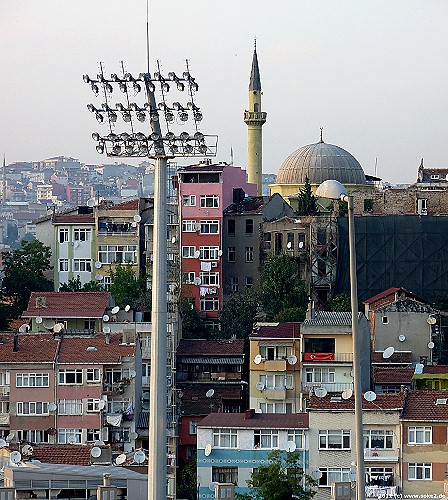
[108, 264, 148, 309]
[329, 292, 351, 312]
[235, 450, 317, 500]
[220, 287, 260, 339]
[179, 297, 207, 339]
[59, 276, 104, 292]
[260, 254, 308, 320]
[1, 239, 53, 318]
[295, 176, 318, 216]
[176, 455, 197, 500]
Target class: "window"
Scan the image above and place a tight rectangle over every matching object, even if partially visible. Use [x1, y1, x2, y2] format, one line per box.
[200, 220, 219, 234]
[98, 245, 137, 264]
[0, 401, 9, 414]
[59, 259, 69, 272]
[200, 195, 219, 208]
[408, 463, 432, 480]
[200, 298, 219, 311]
[213, 428, 237, 448]
[17, 402, 49, 416]
[254, 429, 278, 449]
[199, 246, 219, 260]
[107, 397, 131, 414]
[408, 426, 432, 445]
[212, 467, 238, 484]
[58, 428, 82, 444]
[364, 199, 373, 212]
[259, 345, 292, 361]
[230, 276, 239, 293]
[58, 399, 83, 415]
[260, 374, 293, 390]
[189, 420, 199, 435]
[430, 174, 440, 180]
[227, 219, 235, 235]
[16, 429, 48, 444]
[287, 429, 304, 449]
[245, 219, 254, 234]
[245, 276, 254, 288]
[245, 246, 254, 262]
[305, 367, 335, 383]
[182, 195, 196, 206]
[87, 429, 101, 442]
[104, 368, 130, 386]
[287, 233, 294, 250]
[319, 468, 350, 487]
[298, 233, 306, 249]
[73, 259, 92, 272]
[182, 246, 196, 258]
[182, 272, 196, 284]
[86, 399, 102, 412]
[228, 247, 236, 262]
[259, 402, 293, 414]
[58, 369, 83, 385]
[103, 275, 111, 290]
[59, 228, 69, 243]
[74, 228, 91, 241]
[16, 373, 49, 387]
[319, 430, 351, 449]
[182, 220, 197, 232]
[364, 430, 393, 449]
[86, 368, 101, 383]
[382, 316, 389, 324]
[200, 272, 219, 286]
[263, 232, 271, 250]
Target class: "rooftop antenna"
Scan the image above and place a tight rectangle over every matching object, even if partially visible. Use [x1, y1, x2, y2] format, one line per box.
[320, 127, 324, 143]
[230, 146, 234, 165]
[146, 0, 150, 73]
[374, 157, 378, 177]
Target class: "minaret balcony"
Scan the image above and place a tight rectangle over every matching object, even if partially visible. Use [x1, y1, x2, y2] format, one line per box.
[244, 111, 267, 125]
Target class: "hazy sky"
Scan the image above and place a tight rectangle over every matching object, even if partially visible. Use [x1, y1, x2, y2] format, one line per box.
[2, 0, 448, 184]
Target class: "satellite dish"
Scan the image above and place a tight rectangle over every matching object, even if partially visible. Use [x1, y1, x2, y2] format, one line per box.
[115, 454, 127, 465]
[383, 346, 395, 359]
[129, 370, 136, 378]
[142, 401, 149, 410]
[87, 198, 96, 207]
[142, 392, 150, 401]
[428, 341, 435, 349]
[6, 433, 14, 442]
[286, 241, 292, 249]
[427, 316, 437, 325]
[287, 355, 298, 365]
[111, 306, 120, 314]
[256, 382, 265, 391]
[133, 450, 146, 463]
[95, 261, 102, 269]
[364, 391, 377, 402]
[315, 387, 327, 398]
[194, 250, 200, 258]
[255, 408, 262, 413]
[171, 236, 176, 244]
[22, 445, 33, 456]
[18, 324, 29, 333]
[0, 439, 6, 447]
[209, 483, 217, 492]
[68, 436, 76, 444]
[415, 363, 424, 374]
[218, 249, 223, 257]
[130, 432, 138, 440]
[131, 221, 138, 227]
[95, 274, 103, 281]
[48, 403, 57, 411]
[74, 242, 80, 249]
[398, 334, 406, 342]
[124, 304, 131, 312]
[193, 277, 201, 285]
[204, 443, 212, 456]
[36, 317, 43, 324]
[10, 451, 22, 464]
[254, 354, 262, 365]
[133, 214, 142, 222]
[53, 324, 62, 333]
[206, 389, 214, 398]
[342, 389, 353, 400]
[103, 326, 111, 334]
[311, 470, 322, 480]
[43, 319, 56, 330]
[285, 441, 297, 453]
[298, 241, 304, 249]
[99, 400, 106, 410]
[94, 440, 105, 446]
[91, 447, 102, 458]
[102, 314, 110, 322]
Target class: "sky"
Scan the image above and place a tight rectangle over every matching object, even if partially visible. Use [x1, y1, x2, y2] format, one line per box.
[1, 0, 448, 184]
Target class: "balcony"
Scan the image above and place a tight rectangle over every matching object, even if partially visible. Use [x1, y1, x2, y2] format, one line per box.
[0, 386, 10, 397]
[365, 486, 398, 498]
[301, 382, 353, 393]
[98, 222, 137, 235]
[264, 360, 287, 371]
[302, 352, 353, 362]
[364, 448, 399, 462]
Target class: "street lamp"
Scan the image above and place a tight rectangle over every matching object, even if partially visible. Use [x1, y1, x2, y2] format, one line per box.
[84, 61, 217, 500]
[315, 180, 366, 500]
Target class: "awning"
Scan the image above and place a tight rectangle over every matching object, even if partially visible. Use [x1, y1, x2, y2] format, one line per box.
[177, 357, 243, 364]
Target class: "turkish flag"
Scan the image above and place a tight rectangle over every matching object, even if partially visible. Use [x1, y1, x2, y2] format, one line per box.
[304, 352, 335, 361]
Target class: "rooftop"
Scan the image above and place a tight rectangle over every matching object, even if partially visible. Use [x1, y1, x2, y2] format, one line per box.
[177, 339, 244, 356]
[374, 367, 415, 384]
[371, 351, 413, 365]
[250, 322, 300, 339]
[0, 333, 59, 363]
[308, 392, 405, 411]
[303, 311, 360, 327]
[198, 412, 309, 429]
[402, 390, 448, 421]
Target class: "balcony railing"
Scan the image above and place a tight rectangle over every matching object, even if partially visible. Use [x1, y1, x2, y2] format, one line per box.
[365, 486, 398, 498]
[364, 448, 399, 462]
[301, 382, 353, 393]
[302, 352, 353, 362]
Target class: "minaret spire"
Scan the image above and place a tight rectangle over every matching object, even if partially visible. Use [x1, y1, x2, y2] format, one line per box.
[244, 40, 266, 196]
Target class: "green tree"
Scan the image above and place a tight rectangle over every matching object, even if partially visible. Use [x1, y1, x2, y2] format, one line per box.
[179, 297, 207, 339]
[329, 292, 351, 312]
[260, 254, 308, 320]
[220, 287, 260, 339]
[176, 455, 197, 500]
[1, 239, 53, 318]
[108, 264, 148, 309]
[235, 450, 317, 500]
[274, 306, 306, 322]
[295, 176, 318, 216]
[59, 276, 104, 292]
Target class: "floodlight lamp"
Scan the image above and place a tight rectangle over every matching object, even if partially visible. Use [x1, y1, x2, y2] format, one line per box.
[109, 111, 118, 123]
[87, 104, 96, 113]
[162, 82, 170, 92]
[96, 143, 105, 154]
[199, 144, 208, 154]
[150, 132, 160, 141]
[172, 102, 181, 111]
[176, 82, 185, 91]
[158, 102, 167, 111]
[83, 74, 91, 83]
[140, 143, 148, 154]
[130, 103, 139, 111]
[135, 132, 146, 141]
[184, 144, 193, 153]
[165, 111, 175, 123]
[194, 132, 204, 141]
[182, 71, 190, 79]
[91, 83, 100, 94]
[125, 144, 134, 154]
[169, 144, 178, 153]
[179, 111, 189, 122]
[124, 72, 134, 82]
[167, 72, 176, 80]
[119, 82, 127, 93]
[165, 132, 175, 141]
[112, 145, 121, 155]
[107, 133, 118, 142]
[154, 145, 165, 156]
[120, 132, 130, 141]
[133, 82, 141, 93]
[136, 111, 146, 122]
[147, 81, 156, 93]
[116, 103, 125, 111]
[180, 132, 190, 141]
[106, 83, 113, 94]
[95, 112, 104, 123]
[92, 132, 100, 141]
[150, 111, 159, 122]
[139, 72, 151, 80]
[111, 73, 120, 82]
[194, 111, 203, 121]
[122, 111, 132, 122]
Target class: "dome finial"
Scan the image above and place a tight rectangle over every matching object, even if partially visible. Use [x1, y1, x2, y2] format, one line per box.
[320, 127, 324, 143]
[254, 37, 257, 51]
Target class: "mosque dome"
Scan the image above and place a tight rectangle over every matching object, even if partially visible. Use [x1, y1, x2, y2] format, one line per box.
[277, 140, 366, 185]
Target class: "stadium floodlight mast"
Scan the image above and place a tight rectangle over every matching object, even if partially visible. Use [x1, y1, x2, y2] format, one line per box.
[84, 61, 217, 500]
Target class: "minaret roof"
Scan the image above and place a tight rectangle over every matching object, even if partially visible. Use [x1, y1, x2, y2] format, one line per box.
[249, 43, 262, 91]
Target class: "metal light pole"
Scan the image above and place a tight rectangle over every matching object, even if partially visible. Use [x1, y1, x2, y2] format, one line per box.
[84, 64, 217, 500]
[315, 180, 365, 500]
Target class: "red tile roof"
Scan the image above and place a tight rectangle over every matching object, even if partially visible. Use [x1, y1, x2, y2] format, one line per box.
[364, 287, 429, 307]
[371, 351, 413, 364]
[402, 390, 448, 421]
[0, 333, 59, 363]
[308, 392, 405, 411]
[177, 339, 244, 356]
[374, 367, 415, 384]
[53, 214, 95, 224]
[364, 288, 401, 305]
[31, 445, 108, 465]
[198, 412, 309, 429]
[250, 322, 301, 339]
[23, 292, 110, 319]
[100, 199, 139, 211]
[422, 365, 448, 374]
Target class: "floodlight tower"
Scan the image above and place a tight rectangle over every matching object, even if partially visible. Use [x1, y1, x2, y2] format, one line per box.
[84, 62, 217, 500]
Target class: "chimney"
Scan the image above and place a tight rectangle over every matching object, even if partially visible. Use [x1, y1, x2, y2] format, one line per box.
[103, 473, 111, 487]
[245, 409, 255, 420]
[13, 332, 18, 353]
[305, 299, 315, 320]
[105, 332, 110, 345]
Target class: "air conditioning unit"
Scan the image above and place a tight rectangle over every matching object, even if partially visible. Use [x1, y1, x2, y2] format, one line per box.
[209, 288, 217, 294]
[331, 482, 351, 500]
[211, 262, 218, 268]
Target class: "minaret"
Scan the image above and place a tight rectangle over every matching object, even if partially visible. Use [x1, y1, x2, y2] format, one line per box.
[244, 40, 267, 196]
